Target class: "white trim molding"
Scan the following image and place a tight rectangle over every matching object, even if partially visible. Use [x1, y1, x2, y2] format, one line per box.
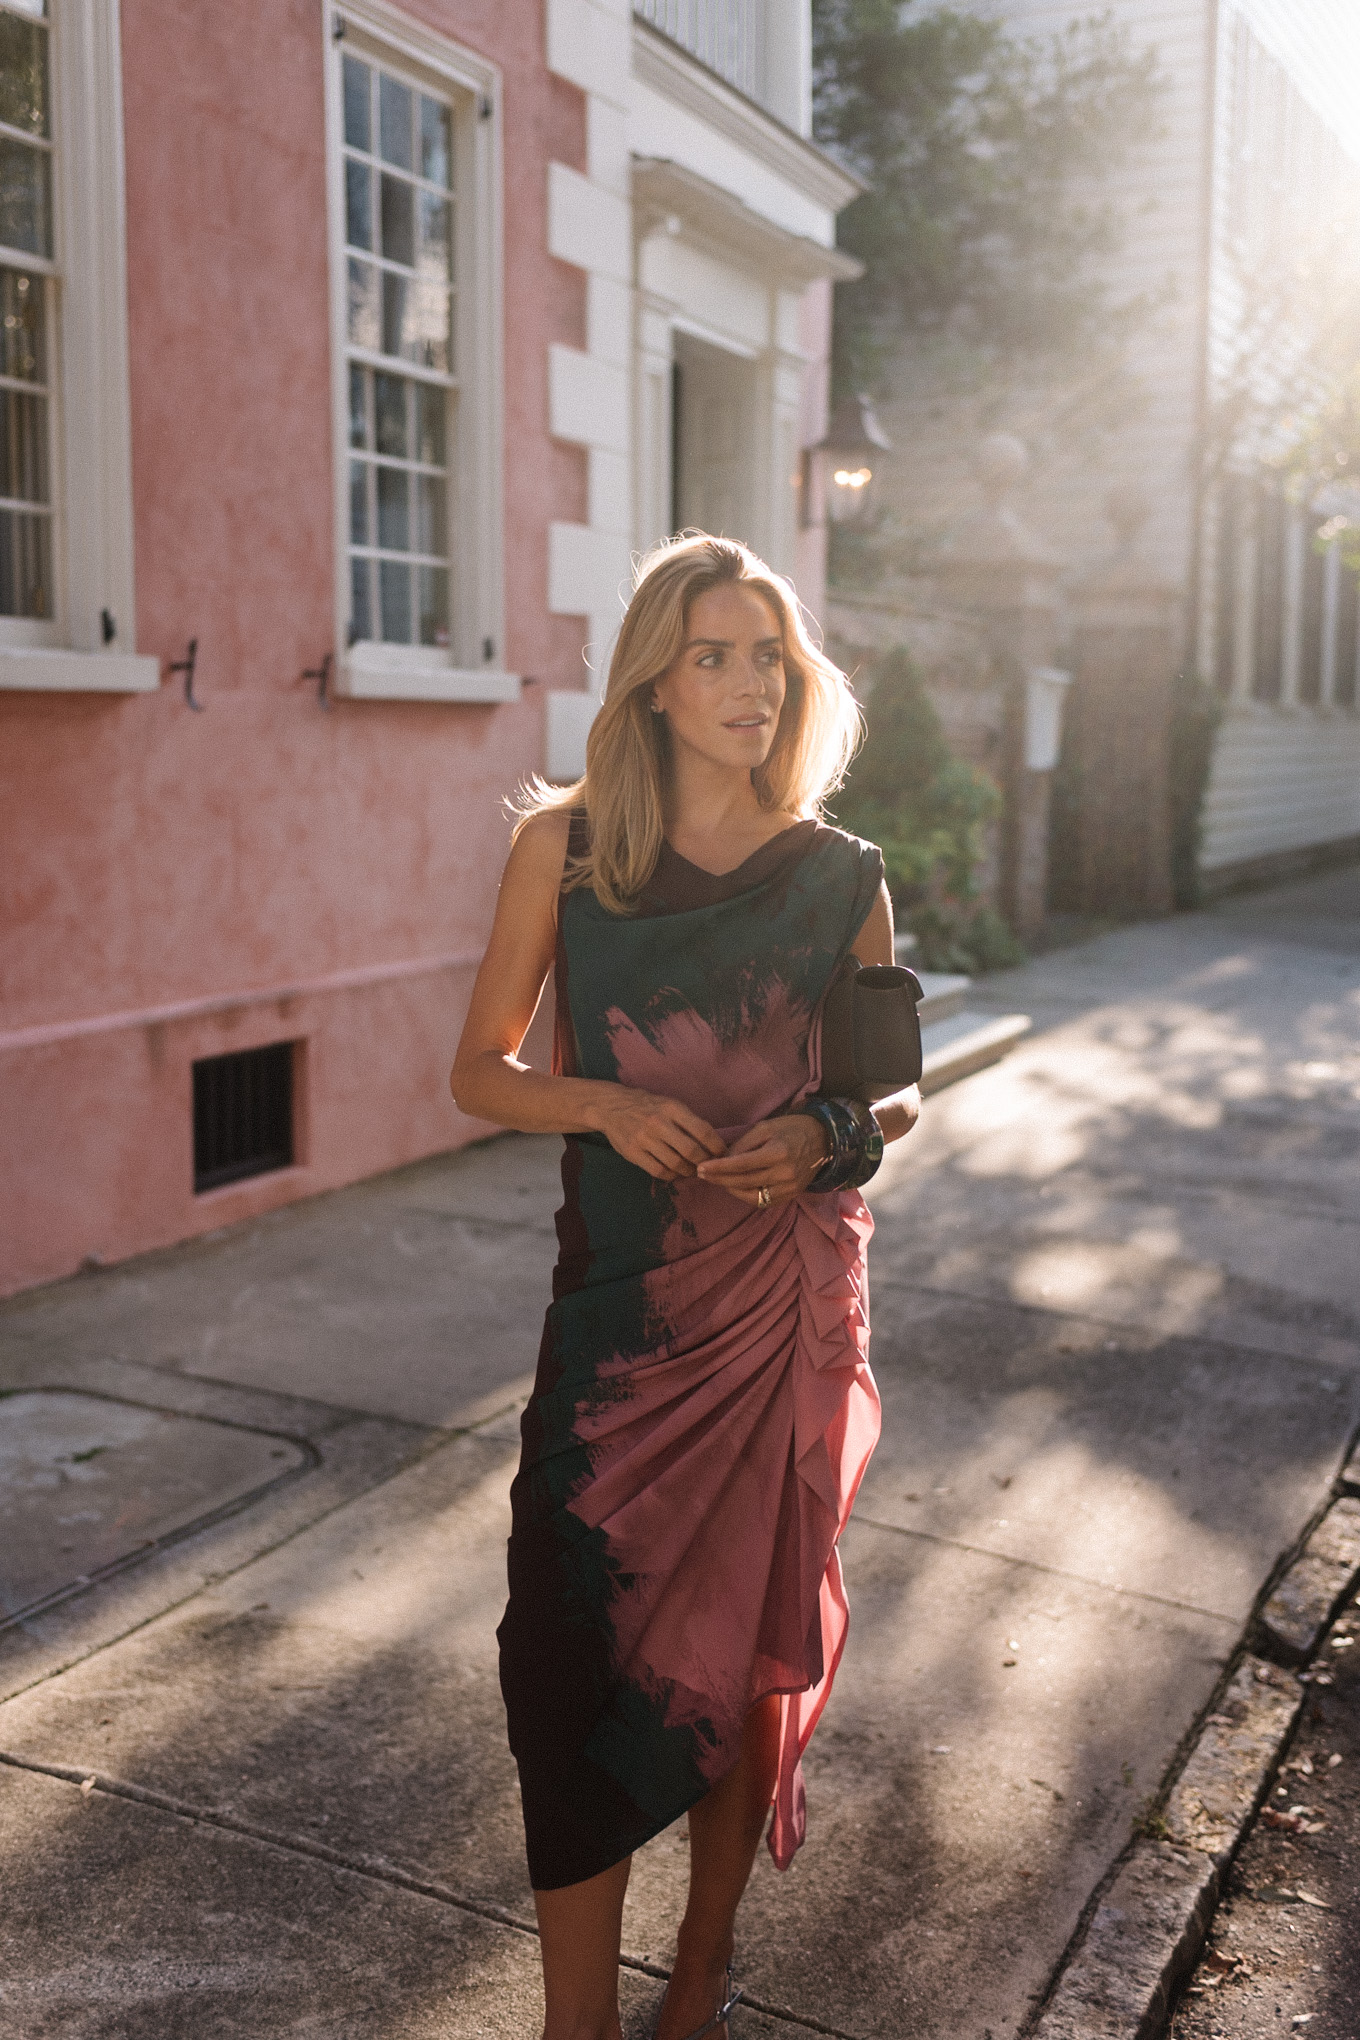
[0, 646, 156, 693]
[632, 157, 863, 286]
[631, 20, 862, 214]
[544, 0, 635, 778]
[323, 0, 507, 698]
[337, 641, 519, 702]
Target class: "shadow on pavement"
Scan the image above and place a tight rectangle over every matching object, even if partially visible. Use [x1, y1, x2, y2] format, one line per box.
[0, 869, 1358, 2037]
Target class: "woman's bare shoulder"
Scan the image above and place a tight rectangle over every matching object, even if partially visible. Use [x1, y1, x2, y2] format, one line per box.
[502, 808, 573, 900]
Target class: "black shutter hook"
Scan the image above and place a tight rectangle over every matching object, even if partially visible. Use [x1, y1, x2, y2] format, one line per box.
[167, 638, 202, 711]
[303, 651, 333, 710]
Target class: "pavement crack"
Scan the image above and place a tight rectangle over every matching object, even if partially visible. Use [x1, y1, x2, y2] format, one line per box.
[0, 1750, 867, 2039]
[0, 1747, 543, 1936]
[852, 1514, 1240, 1624]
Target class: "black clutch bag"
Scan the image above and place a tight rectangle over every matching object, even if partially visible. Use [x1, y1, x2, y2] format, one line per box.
[818, 957, 924, 1102]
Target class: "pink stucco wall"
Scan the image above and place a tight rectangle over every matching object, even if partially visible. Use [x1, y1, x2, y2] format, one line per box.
[0, 1, 585, 1293]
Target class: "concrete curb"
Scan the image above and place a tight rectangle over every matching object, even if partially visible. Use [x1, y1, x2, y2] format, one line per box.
[1031, 1660, 1302, 2040]
[1030, 1491, 1360, 2040]
[919, 1011, 1031, 1094]
[1029, 1842, 1219, 2040]
[1256, 1495, 1360, 1664]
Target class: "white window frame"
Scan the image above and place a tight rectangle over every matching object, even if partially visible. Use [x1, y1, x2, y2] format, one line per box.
[0, 0, 154, 692]
[324, 0, 513, 702]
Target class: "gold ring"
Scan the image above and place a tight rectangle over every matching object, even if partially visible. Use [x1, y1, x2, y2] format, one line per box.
[757, 1186, 771, 1209]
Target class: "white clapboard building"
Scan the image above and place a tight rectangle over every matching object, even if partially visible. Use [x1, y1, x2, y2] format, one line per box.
[955, 0, 1360, 887]
[542, 0, 861, 776]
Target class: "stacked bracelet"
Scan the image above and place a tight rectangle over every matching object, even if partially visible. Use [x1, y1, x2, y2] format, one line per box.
[796, 1096, 884, 1192]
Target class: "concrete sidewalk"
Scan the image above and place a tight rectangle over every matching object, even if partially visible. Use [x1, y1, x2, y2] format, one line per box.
[2, 868, 1359, 2040]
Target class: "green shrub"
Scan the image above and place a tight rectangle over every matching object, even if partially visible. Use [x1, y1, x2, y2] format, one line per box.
[833, 646, 1021, 972]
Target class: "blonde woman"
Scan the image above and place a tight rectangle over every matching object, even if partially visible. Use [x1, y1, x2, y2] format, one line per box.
[451, 534, 920, 2040]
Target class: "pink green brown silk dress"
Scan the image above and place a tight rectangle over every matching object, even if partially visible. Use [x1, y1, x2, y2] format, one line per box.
[497, 819, 884, 1890]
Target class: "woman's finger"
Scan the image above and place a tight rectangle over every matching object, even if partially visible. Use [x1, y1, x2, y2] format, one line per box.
[697, 1147, 782, 1182]
[645, 1134, 705, 1176]
[723, 1124, 769, 1157]
[657, 1125, 717, 1167]
[667, 1104, 726, 1156]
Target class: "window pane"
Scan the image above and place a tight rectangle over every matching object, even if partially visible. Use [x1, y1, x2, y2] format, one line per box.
[384, 269, 449, 372]
[347, 257, 379, 351]
[416, 473, 445, 556]
[349, 459, 369, 546]
[420, 96, 451, 188]
[0, 136, 50, 259]
[415, 383, 445, 466]
[344, 158, 372, 251]
[0, 386, 46, 502]
[417, 192, 451, 283]
[348, 363, 367, 449]
[418, 566, 449, 648]
[374, 371, 407, 456]
[0, 268, 44, 381]
[0, 14, 48, 137]
[380, 269, 406, 360]
[0, 504, 49, 617]
[379, 74, 412, 170]
[379, 558, 412, 641]
[379, 172, 414, 268]
[350, 554, 373, 642]
[343, 54, 371, 153]
[376, 465, 409, 551]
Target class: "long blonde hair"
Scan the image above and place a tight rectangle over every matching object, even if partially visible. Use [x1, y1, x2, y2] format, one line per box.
[514, 533, 862, 915]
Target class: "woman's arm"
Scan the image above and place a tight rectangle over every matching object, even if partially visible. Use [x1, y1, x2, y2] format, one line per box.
[696, 880, 920, 1208]
[450, 814, 726, 1181]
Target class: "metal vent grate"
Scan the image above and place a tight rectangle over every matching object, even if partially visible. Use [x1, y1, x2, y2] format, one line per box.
[193, 1042, 295, 1193]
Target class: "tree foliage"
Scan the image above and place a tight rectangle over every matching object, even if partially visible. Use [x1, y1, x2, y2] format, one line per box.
[832, 649, 1021, 971]
[813, 1, 1164, 392]
[1215, 212, 1360, 574]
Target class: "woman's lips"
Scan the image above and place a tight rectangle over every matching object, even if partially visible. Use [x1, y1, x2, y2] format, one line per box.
[724, 715, 769, 729]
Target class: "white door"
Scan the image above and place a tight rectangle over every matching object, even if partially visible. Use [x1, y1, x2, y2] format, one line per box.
[672, 332, 759, 545]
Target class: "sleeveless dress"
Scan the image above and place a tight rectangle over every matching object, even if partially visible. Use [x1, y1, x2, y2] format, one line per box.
[497, 819, 885, 1891]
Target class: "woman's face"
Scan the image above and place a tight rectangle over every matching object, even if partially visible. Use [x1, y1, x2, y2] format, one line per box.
[651, 582, 787, 776]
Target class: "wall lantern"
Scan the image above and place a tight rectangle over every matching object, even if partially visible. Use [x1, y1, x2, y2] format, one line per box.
[806, 393, 892, 528]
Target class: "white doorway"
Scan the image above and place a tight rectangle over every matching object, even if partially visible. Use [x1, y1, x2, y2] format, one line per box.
[670, 332, 760, 545]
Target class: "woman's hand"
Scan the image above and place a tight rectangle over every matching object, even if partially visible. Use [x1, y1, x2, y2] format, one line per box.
[694, 1113, 830, 1208]
[595, 1089, 727, 1181]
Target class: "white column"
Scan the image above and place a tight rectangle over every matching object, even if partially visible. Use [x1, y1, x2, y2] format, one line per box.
[1320, 540, 1341, 706]
[765, 288, 804, 579]
[1280, 502, 1305, 706]
[1231, 502, 1257, 704]
[634, 297, 674, 556]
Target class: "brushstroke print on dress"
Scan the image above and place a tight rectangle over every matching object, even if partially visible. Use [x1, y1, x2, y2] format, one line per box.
[498, 819, 884, 1890]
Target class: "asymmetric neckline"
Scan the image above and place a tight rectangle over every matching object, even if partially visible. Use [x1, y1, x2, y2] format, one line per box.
[661, 818, 813, 883]
[640, 818, 820, 916]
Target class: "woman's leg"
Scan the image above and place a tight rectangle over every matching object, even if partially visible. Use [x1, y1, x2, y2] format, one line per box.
[655, 1694, 782, 2040]
[534, 1855, 633, 2040]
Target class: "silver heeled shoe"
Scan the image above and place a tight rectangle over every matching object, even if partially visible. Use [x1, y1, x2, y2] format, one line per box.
[676, 1966, 743, 2040]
